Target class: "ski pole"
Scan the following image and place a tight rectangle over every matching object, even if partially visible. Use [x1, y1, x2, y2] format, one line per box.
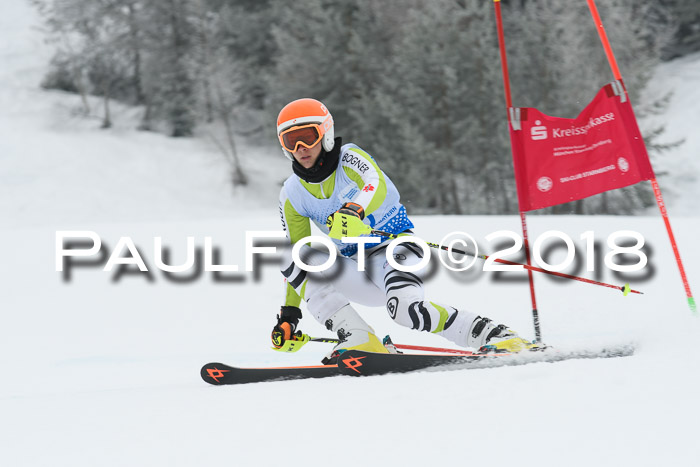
[272, 333, 342, 353]
[369, 229, 642, 296]
[307, 335, 479, 355]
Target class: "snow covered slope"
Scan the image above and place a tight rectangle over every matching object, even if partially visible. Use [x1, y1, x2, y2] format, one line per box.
[2, 215, 699, 467]
[1, 2, 699, 466]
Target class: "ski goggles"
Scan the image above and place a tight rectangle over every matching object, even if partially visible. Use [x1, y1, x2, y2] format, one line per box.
[279, 123, 324, 153]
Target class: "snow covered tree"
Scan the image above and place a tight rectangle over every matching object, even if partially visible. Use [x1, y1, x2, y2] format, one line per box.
[188, 0, 250, 185]
[659, 0, 700, 58]
[33, 0, 676, 211]
[137, 0, 197, 137]
[32, 0, 143, 127]
[214, 0, 276, 112]
[354, 0, 511, 214]
[265, 0, 393, 138]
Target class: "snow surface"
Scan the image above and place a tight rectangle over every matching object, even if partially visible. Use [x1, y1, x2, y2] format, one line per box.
[2, 2, 699, 466]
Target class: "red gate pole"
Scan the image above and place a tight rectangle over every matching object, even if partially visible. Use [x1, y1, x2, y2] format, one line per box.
[493, 0, 543, 340]
[587, 0, 696, 314]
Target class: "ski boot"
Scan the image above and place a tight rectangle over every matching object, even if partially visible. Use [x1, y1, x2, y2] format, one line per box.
[321, 304, 389, 364]
[468, 317, 542, 353]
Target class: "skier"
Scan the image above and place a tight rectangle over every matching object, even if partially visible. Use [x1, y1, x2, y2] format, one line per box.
[271, 98, 536, 359]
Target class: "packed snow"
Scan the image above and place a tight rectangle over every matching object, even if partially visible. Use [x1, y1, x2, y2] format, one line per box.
[1, 1, 699, 466]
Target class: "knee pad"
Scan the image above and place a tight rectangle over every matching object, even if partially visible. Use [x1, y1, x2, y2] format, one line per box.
[384, 268, 424, 327]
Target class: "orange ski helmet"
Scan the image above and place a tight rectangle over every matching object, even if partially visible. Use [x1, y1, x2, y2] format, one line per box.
[276, 98, 335, 161]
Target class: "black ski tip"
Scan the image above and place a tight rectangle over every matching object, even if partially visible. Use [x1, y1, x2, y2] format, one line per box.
[201, 362, 231, 385]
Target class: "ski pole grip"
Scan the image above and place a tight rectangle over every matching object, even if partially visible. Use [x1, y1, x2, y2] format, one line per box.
[271, 330, 285, 349]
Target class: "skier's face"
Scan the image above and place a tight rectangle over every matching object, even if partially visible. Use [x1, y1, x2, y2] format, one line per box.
[293, 142, 323, 169]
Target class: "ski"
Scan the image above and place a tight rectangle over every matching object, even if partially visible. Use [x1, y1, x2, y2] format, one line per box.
[201, 344, 634, 385]
[335, 344, 635, 377]
[200, 362, 340, 385]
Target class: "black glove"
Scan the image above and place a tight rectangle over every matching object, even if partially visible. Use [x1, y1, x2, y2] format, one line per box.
[271, 306, 303, 349]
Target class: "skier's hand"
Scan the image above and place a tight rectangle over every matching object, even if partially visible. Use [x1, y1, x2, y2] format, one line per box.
[326, 202, 370, 239]
[271, 306, 302, 350]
